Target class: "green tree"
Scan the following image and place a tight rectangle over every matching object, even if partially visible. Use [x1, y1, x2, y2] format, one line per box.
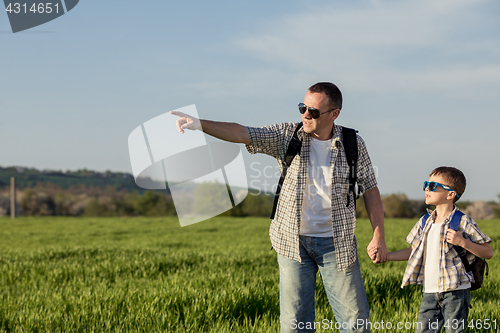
[84, 198, 111, 217]
[355, 196, 369, 218]
[113, 193, 139, 216]
[494, 195, 500, 218]
[20, 189, 55, 216]
[241, 192, 274, 217]
[135, 190, 175, 216]
[382, 193, 414, 218]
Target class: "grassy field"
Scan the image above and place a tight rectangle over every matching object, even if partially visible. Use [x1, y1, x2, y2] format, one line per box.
[0, 216, 498, 332]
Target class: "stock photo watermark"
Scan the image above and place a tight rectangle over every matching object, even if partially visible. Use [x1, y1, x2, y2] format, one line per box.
[291, 319, 421, 331]
[247, 161, 379, 197]
[127, 105, 248, 227]
[290, 317, 499, 331]
[3, 0, 79, 33]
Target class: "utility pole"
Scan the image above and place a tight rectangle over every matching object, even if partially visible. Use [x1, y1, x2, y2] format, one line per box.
[10, 177, 16, 219]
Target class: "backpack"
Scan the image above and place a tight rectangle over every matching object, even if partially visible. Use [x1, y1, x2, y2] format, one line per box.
[421, 210, 489, 291]
[270, 122, 359, 219]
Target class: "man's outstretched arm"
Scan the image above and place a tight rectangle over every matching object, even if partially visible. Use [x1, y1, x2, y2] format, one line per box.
[170, 111, 251, 145]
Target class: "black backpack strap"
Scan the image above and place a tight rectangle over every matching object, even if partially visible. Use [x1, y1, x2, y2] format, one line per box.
[270, 122, 303, 219]
[342, 127, 358, 208]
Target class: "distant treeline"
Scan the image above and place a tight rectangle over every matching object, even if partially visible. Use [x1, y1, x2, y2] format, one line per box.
[1, 166, 499, 219]
[0, 183, 276, 218]
[2, 183, 499, 220]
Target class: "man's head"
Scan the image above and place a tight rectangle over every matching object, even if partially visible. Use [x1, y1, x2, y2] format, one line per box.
[308, 82, 343, 110]
[301, 82, 342, 140]
[429, 166, 466, 203]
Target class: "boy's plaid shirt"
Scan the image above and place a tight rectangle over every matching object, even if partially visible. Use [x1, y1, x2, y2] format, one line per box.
[401, 207, 492, 291]
[246, 122, 377, 271]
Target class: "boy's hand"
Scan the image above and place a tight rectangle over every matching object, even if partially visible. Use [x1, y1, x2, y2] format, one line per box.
[367, 247, 378, 262]
[170, 110, 202, 133]
[446, 229, 466, 247]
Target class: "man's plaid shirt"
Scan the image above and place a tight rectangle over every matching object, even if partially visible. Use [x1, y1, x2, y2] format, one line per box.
[246, 122, 377, 270]
[401, 207, 491, 291]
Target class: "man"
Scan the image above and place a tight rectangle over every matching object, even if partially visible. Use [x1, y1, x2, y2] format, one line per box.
[171, 82, 387, 333]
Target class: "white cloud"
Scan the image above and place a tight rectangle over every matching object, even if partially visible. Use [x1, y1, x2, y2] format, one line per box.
[237, 0, 500, 96]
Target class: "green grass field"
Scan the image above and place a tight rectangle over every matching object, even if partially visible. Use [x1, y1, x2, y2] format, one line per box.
[0, 216, 498, 332]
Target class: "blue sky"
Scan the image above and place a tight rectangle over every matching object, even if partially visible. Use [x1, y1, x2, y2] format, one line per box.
[1, 0, 499, 201]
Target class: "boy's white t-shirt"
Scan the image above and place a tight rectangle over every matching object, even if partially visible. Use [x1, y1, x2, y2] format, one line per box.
[423, 221, 471, 293]
[299, 137, 334, 237]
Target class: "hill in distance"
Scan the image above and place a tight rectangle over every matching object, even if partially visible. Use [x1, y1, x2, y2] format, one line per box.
[0, 166, 160, 194]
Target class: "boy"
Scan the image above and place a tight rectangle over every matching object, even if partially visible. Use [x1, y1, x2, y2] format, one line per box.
[370, 166, 493, 333]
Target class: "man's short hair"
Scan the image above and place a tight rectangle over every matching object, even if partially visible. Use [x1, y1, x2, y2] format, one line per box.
[430, 166, 466, 202]
[308, 82, 343, 110]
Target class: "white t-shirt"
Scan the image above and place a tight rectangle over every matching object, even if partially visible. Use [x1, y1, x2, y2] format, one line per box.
[423, 222, 471, 293]
[299, 137, 334, 237]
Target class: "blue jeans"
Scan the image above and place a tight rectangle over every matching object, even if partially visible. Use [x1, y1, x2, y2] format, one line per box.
[278, 236, 370, 333]
[416, 289, 471, 333]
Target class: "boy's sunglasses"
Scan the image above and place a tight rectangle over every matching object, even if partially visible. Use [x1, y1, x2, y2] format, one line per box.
[298, 103, 337, 119]
[423, 181, 460, 198]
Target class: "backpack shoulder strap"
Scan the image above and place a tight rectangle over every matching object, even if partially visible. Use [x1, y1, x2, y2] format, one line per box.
[270, 122, 303, 219]
[342, 127, 358, 207]
[421, 213, 430, 229]
[449, 210, 464, 231]
[448, 210, 471, 270]
[421, 210, 463, 230]
[283, 122, 303, 167]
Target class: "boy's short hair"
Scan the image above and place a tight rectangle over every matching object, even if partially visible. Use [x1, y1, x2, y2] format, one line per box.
[430, 166, 466, 202]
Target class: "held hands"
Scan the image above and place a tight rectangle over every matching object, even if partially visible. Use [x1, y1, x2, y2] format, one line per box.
[367, 246, 387, 264]
[366, 237, 388, 264]
[170, 111, 202, 133]
[367, 247, 378, 261]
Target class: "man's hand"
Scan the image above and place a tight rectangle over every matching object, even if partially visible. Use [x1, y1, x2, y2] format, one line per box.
[170, 110, 202, 133]
[367, 237, 388, 263]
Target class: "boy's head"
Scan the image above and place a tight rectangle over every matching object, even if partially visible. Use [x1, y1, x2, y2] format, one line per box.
[429, 166, 466, 203]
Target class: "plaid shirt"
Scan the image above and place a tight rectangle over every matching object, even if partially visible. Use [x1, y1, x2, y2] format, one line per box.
[401, 207, 492, 291]
[246, 122, 377, 270]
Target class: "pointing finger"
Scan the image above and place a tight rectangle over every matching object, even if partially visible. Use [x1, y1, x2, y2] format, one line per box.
[170, 110, 188, 118]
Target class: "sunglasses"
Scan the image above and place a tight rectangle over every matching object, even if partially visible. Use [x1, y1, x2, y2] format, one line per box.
[423, 181, 460, 198]
[298, 103, 337, 119]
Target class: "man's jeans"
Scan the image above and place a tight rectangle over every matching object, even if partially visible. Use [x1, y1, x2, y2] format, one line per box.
[416, 289, 471, 333]
[278, 235, 370, 333]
